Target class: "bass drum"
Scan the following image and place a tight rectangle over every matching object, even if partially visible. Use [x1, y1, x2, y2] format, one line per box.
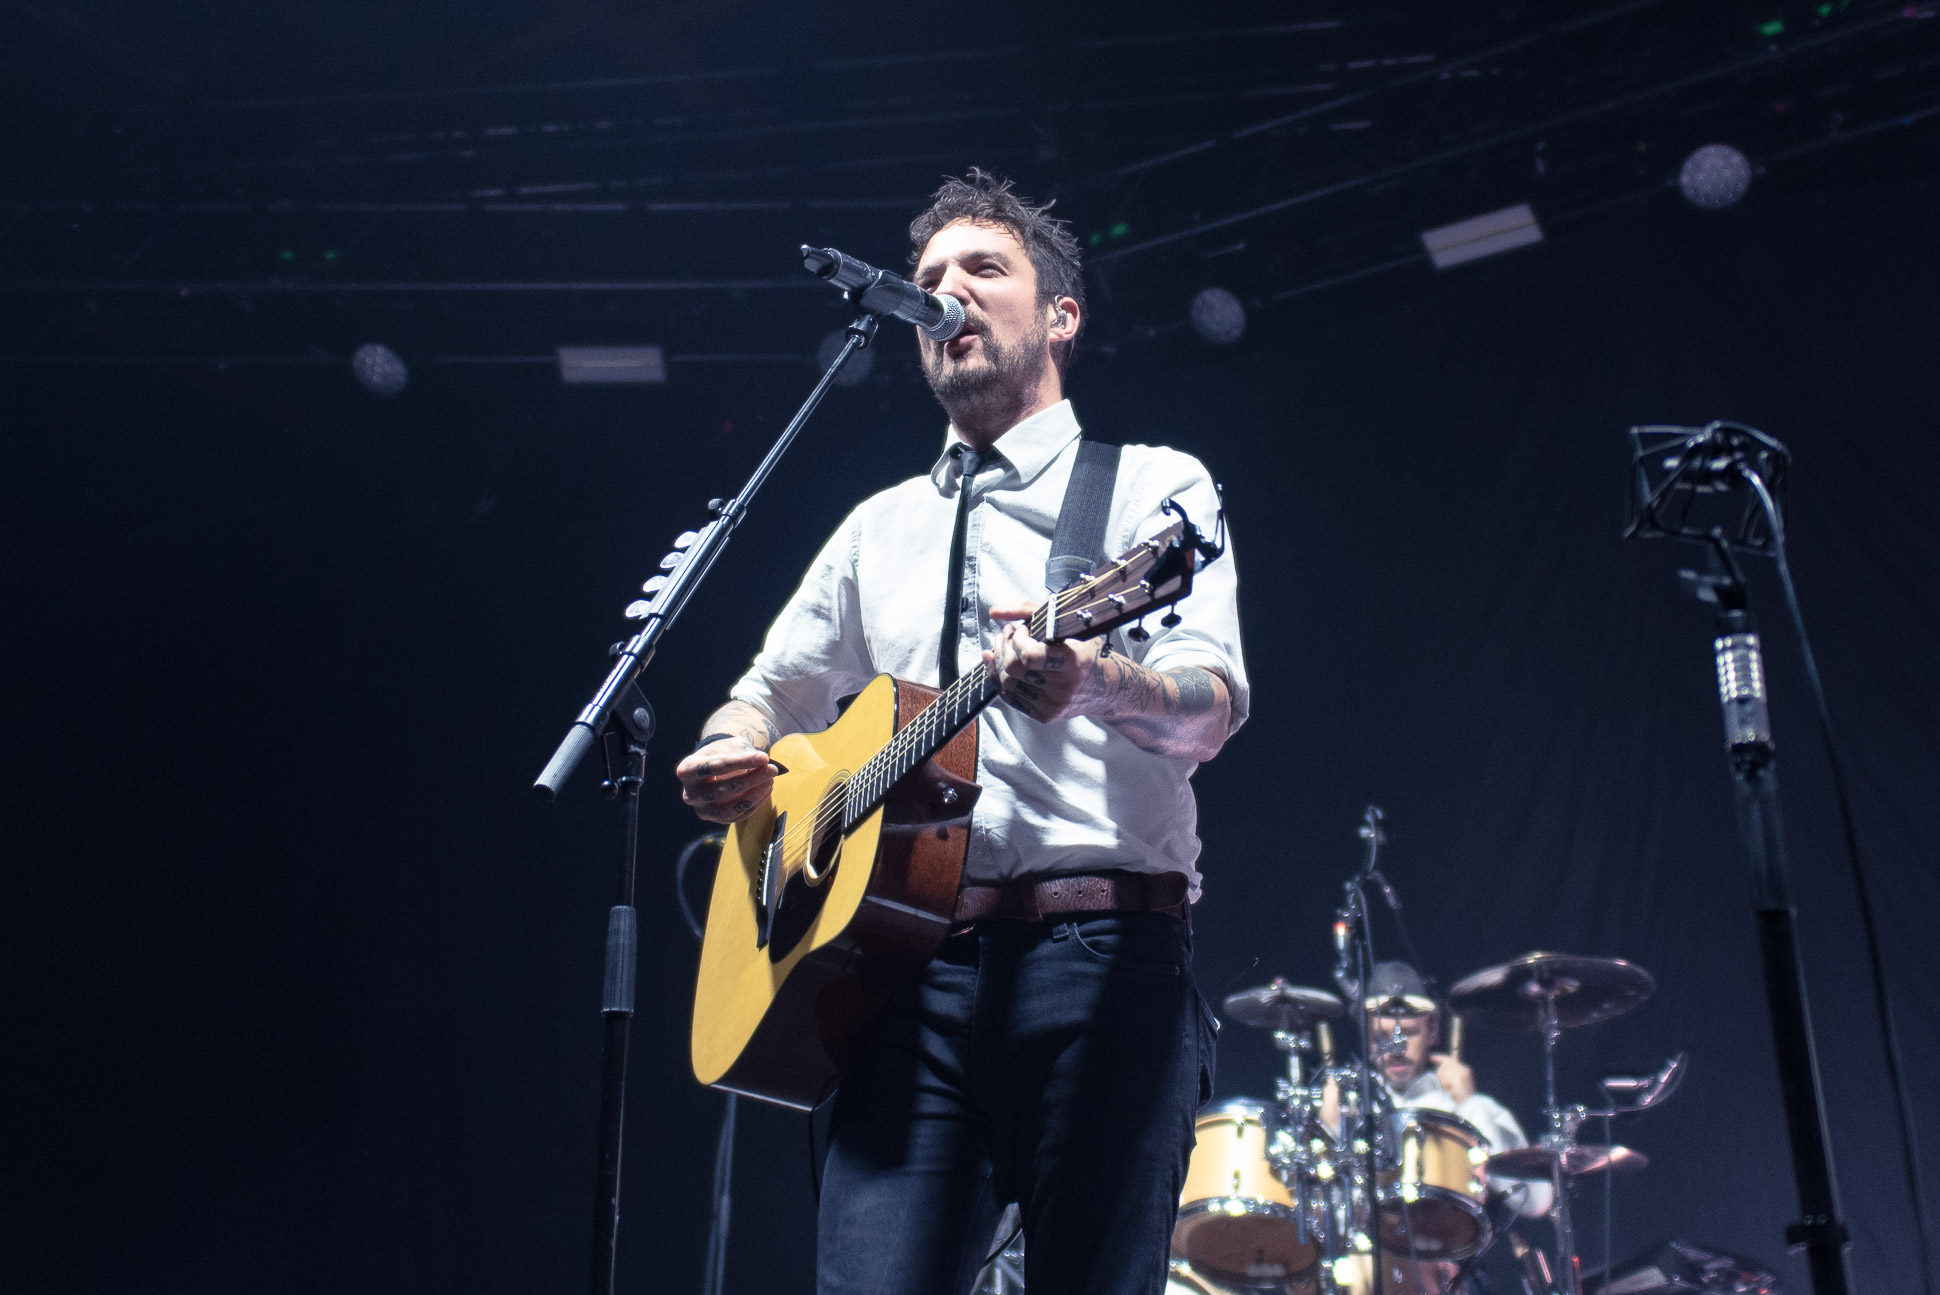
[1329, 1251, 1460, 1295]
[1168, 1260, 1320, 1295]
[1174, 1098, 1320, 1289]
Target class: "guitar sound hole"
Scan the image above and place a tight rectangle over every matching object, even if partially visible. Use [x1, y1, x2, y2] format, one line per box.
[767, 779, 848, 963]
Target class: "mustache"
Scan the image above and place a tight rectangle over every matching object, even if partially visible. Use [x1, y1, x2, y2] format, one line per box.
[926, 311, 988, 349]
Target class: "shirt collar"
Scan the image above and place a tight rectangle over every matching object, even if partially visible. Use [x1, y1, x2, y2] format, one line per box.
[928, 399, 1083, 492]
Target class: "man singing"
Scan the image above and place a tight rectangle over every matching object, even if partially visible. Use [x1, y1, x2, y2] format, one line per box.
[675, 170, 1249, 1295]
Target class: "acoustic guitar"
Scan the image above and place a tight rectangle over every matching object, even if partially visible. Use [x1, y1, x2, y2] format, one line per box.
[691, 510, 1217, 1108]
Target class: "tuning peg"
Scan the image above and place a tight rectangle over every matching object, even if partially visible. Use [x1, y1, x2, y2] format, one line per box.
[641, 575, 669, 595]
[673, 530, 699, 549]
[1127, 620, 1150, 643]
[624, 600, 652, 619]
[1160, 610, 1182, 629]
[659, 551, 684, 570]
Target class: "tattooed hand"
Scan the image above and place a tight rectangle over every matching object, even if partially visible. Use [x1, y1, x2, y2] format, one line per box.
[674, 701, 781, 824]
[984, 601, 1234, 762]
[984, 604, 1107, 723]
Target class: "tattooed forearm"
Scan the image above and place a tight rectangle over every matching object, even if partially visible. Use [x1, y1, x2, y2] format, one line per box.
[701, 700, 781, 752]
[1089, 660, 1232, 761]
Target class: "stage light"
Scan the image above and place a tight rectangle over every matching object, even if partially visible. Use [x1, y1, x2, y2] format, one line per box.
[1678, 144, 1752, 210]
[351, 343, 408, 395]
[1189, 288, 1246, 345]
[818, 329, 875, 386]
[558, 345, 667, 384]
[1420, 203, 1543, 270]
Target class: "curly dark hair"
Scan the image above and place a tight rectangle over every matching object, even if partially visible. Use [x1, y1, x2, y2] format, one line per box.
[908, 168, 1086, 363]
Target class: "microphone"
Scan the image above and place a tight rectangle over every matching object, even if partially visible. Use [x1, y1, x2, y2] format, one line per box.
[1332, 915, 1356, 998]
[801, 245, 967, 341]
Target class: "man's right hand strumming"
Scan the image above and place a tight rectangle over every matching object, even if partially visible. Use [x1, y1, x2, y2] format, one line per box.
[674, 701, 780, 824]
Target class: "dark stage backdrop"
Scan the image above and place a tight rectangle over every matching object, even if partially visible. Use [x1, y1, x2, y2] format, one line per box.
[7, 181, 1936, 1293]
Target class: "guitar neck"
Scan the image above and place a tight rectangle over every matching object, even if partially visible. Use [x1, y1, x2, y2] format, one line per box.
[840, 604, 1053, 830]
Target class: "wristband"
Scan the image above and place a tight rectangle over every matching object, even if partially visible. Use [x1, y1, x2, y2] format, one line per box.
[692, 732, 741, 752]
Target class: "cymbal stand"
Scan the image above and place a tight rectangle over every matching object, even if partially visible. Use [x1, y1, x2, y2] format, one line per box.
[1534, 990, 1579, 1295]
[1270, 1028, 1327, 1263]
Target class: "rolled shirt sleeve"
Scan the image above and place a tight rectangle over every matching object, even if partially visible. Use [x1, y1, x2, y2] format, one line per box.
[1111, 447, 1251, 735]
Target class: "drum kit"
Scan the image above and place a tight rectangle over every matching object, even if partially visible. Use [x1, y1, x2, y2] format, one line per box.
[972, 815, 1766, 1295]
[1165, 950, 1681, 1295]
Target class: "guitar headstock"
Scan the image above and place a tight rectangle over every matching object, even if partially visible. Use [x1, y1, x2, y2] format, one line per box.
[1043, 518, 1202, 643]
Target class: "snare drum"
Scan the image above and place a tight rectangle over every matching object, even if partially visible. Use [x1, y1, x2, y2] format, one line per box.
[1375, 1107, 1490, 1259]
[1174, 1099, 1320, 1288]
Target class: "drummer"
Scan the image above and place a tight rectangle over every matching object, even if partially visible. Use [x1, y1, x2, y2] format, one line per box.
[1357, 961, 1552, 1219]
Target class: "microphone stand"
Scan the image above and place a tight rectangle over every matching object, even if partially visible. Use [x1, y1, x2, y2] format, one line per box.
[1684, 535, 1850, 1295]
[1335, 806, 1392, 1295]
[1624, 424, 1852, 1295]
[534, 302, 886, 1295]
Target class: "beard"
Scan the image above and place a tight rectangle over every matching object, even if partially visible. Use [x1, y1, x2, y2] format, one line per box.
[920, 312, 1050, 431]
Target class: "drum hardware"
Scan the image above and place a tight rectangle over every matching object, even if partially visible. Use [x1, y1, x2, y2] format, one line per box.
[1449, 955, 1668, 1295]
[1177, 820, 1684, 1295]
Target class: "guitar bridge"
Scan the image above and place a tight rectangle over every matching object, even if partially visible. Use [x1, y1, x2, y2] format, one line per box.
[755, 810, 787, 949]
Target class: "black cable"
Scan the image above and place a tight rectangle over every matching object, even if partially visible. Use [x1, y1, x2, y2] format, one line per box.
[675, 831, 724, 939]
[702, 1093, 738, 1295]
[1743, 468, 1936, 1295]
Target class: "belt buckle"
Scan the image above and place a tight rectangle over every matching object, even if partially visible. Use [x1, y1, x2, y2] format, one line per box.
[1019, 883, 1044, 924]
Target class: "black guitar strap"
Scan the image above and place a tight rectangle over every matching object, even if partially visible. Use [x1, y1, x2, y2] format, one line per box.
[1045, 438, 1122, 593]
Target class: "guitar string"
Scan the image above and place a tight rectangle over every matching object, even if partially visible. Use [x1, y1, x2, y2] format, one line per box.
[771, 545, 1186, 869]
[765, 548, 1177, 870]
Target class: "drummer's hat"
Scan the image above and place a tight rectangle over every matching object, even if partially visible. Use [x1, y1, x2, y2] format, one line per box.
[1363, 960, 1437, 1018]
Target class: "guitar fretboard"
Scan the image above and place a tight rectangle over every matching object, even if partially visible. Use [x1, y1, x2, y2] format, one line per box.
[839, 603, 1050, 829]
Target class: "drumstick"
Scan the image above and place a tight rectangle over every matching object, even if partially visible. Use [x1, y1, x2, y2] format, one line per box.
[1317, 1020, 1334, 1060]
[1448, 1013, 1464, 1063]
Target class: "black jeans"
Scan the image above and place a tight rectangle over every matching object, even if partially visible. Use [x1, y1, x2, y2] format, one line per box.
[817, 911, 1217, 1295]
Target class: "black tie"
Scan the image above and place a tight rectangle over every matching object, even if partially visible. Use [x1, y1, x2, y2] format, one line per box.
[939, 446, 987, 686]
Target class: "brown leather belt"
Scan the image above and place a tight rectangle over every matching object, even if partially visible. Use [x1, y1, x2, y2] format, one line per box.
[951, 870, 1189, 924]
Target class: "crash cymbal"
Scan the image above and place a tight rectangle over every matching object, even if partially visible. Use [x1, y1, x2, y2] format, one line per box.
[1222, 979, 1345, 1033]
[1447, 952, 1654, 1031]
[1486, 1144, 1650, 1178]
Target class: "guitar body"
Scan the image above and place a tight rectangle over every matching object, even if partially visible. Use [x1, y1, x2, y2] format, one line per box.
[691, 673, 980, 1109]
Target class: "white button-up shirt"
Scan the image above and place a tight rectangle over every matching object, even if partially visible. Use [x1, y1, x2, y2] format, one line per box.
[728, 399, 1249, 899]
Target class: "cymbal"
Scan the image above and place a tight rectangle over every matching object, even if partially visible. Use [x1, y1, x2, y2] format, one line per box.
[1447, 952, 1654, 1031]
[1486, 1144, 1650, 1178]
[1222, 979, 1344, 1033]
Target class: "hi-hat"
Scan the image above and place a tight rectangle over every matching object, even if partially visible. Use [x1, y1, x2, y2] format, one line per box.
[1447, 952, 1654, 1032]
[1486, 1144, 1650, 1178]
[1222, 979, 1344, 1033]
